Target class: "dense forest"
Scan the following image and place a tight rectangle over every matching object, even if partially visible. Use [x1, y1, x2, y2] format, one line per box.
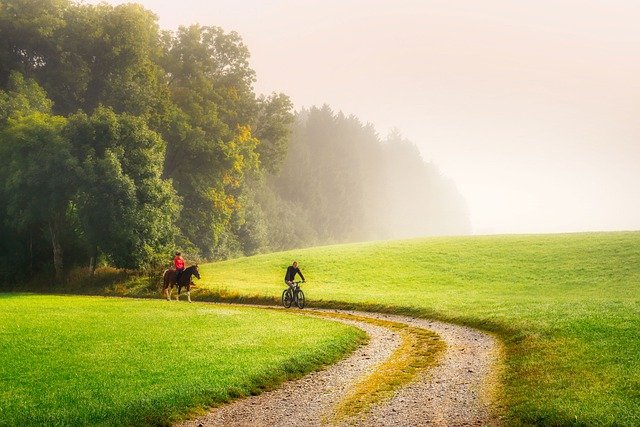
[0, 0, 469, 284]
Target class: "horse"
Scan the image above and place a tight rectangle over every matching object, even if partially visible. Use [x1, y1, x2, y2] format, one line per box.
[162, 264, 201, 302]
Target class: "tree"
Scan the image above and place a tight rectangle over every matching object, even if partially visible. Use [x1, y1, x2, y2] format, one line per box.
[272, 106, 383, 242]
[1, 112, 77, 284]
[0, 71, 52, 122]
[0, 71, 76, 284]
[0, 71, 180, 282]
[67, 108, 179, 271]
[382, 131, 471, 237]
[0, 0, 68, 87]
[0, 0, 170, 117]
[253, 93, 294, 173]
[1, 3, 297, 260]
[161, 24, 266, 258]
[0, 0, 468, 274]
[267, 106, 471, 248]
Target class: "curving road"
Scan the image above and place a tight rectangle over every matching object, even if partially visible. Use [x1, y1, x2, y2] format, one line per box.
[176, 307, 501, 427]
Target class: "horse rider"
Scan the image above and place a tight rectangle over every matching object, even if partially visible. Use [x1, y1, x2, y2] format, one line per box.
[174, 251, 185, 284]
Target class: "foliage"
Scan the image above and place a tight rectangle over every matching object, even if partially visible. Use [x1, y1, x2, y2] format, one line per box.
[0, 111, 76, 283]
[253, 93, 294, 173]
[0, 73, 59, 282]
[0, 72, 178, 280]
[0, 0, 168, 116]
[0, 1, 293, 278]
[67, 108, 180, 270]
[0, 71, 52, 121]
[0, 0, 468, 283]
[268, 106, 470, 246]
[160, 24, 285, 258]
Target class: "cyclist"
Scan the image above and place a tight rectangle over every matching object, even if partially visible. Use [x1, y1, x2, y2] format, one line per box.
[285, 261, 305, 296]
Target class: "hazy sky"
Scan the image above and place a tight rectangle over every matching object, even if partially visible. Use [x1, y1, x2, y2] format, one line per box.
[86, 0, 640, 234]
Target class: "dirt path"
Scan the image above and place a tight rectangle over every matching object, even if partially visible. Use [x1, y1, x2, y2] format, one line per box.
[176, 308, 501, 427]
[358, 312, 501, 426]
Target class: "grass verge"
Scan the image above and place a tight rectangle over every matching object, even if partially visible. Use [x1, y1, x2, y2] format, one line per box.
[6, 231, 638, 425]
[195, 231, 640, 426]
[0, 294, 366, 426]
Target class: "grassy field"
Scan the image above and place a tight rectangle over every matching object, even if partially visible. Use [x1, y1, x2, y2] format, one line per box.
[0, 294, 365, 425]
[197, 231, 640, 426]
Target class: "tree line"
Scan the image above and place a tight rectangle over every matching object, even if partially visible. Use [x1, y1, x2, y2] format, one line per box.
[0, 0, 469, 285]
[283, 107, 470, 243]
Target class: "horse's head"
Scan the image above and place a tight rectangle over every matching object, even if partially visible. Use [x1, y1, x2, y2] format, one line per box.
[191, 264, 201, 280]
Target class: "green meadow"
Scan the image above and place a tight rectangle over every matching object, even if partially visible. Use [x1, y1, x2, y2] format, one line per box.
[0, 294, 365, 425]
[198, 231, 640, 426]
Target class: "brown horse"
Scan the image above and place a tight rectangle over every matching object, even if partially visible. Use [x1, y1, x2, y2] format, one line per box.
[162, 264, 201, 302]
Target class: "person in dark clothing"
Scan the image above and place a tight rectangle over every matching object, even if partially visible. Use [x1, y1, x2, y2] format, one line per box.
[284, 261, 305, 294]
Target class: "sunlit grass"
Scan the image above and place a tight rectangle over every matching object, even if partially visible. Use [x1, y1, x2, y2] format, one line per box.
[0, 294, 365, 425]
[198, 231, 640, 425]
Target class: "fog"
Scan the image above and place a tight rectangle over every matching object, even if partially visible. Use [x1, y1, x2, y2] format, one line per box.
[87, 0, 640, 235]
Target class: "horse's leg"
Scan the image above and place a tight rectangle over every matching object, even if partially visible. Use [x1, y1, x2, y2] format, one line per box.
[187, 284, 191, 303]
[176, 285, 180, 301]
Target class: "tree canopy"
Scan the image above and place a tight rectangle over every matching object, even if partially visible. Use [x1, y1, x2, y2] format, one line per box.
[0, 0, 469, 285]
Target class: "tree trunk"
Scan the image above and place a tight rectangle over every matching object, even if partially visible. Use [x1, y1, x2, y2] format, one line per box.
[89, 245, 97, 276]
[29, 231, 33, 275]
[49, 220, 64, 285]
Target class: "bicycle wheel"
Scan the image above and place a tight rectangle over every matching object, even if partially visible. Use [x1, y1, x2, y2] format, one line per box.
[295, 289, 305, 309]
[282, 289, 292, 308]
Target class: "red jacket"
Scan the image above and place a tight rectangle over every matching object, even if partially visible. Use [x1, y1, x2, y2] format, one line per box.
[174, 256, 185, 270]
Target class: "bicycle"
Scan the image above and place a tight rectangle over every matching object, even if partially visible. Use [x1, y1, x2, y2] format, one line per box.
[282, 281, 305, 309]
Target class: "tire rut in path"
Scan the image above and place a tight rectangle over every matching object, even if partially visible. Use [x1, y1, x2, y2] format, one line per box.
[176, 308, 501, 427]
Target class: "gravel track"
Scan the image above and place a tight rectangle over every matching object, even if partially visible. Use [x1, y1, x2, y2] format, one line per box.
[176, 307, 501, 427]
[359, 312, 501, 426]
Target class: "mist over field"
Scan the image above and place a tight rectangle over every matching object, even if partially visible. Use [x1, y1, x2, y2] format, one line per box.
[85, 0, 640, 236]
[0, 0, 468, 284]
[269, 107, 470, 248]
[1, 0, 638, 283]
[1, 3, 639, 426]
